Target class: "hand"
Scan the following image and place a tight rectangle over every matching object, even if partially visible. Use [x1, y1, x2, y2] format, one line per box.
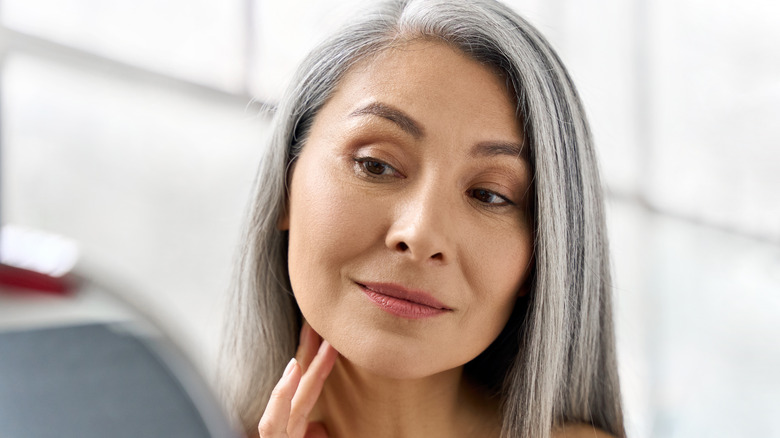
[258, 322, 339, 438]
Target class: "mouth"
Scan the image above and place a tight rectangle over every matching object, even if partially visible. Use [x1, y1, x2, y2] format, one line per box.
[357, 282, 452, 319]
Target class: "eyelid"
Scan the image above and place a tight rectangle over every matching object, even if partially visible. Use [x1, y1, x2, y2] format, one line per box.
[470, 168, 527, 205]
[352, 143, 407, 173]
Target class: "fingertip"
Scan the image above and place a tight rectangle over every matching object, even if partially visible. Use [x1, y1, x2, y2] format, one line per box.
[318, 343, 339, 376]
[317, 339, 331, 354]
[278, 358, 301, 391]
[284, 357, 297, 377]
[289, 359, 303, 382]
[318, 340, 338, 360]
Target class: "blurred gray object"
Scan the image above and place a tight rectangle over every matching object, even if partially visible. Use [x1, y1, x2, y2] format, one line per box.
[0, 322, 238, 438]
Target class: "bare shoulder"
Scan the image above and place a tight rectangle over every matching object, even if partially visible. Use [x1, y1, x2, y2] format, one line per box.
[551, 423, 617, 438]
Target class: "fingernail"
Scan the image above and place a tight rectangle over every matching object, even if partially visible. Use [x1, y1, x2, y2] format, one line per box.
[283, 358, 297, 377]
[317, 339, 331, 354]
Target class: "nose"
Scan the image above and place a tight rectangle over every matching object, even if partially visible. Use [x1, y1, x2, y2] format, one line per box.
[384, 181, 454, 264]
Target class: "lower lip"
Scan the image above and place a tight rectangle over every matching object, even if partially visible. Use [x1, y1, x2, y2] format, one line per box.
[360, 285, 449, 319]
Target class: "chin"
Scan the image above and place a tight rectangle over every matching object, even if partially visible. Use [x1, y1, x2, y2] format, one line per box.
[301, 302, 491, 380]
[329, 331, 469, 380]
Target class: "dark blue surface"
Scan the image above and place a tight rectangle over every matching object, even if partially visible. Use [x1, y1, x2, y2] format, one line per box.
[0, 323, 234, 438]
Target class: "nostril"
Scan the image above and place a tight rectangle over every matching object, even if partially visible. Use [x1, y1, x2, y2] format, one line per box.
[431, 252, 443, 261]
[397, 242, 409, 251]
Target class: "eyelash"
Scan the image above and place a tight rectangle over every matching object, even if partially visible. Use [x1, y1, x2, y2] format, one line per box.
[468, 188, 515, 207]
[353, 156, 515, 208]
[354, 157, 399, 178]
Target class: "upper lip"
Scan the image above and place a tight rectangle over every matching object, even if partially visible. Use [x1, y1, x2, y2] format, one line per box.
[357, 281, 452, 310]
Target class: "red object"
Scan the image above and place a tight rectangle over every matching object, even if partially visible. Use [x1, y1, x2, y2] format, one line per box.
[0, 263, 75, 295]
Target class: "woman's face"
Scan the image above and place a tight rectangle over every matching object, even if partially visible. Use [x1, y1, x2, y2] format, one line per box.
[281, 40, 534, 379]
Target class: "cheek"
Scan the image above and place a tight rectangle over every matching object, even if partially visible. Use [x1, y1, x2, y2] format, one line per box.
[459, 227, 533, 351]
[489, 233, 533, 314]
[464, 217, 533, 295]
[287, 171, 347, 295]
[285, 160, 384, 328]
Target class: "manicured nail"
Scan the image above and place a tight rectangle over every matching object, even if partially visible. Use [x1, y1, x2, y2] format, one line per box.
[318, 340, 331, 355]
[283, 358, 297, 377]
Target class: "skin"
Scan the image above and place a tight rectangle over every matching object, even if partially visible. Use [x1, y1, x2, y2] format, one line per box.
[258, 325, 614, 438]
[284, 39, 533, 386]
[259, 40, 612, 437]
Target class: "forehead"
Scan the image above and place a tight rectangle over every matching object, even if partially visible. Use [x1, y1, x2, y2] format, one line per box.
[311, 39, 524, 147]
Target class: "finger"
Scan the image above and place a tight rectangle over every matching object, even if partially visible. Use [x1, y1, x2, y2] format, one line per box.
[295, 321, 320, 372]
[289, 341, 339, 430]
[258, 358, 301, 438]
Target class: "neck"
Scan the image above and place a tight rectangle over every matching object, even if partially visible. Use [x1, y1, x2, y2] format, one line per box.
[310, 357, 501, 438]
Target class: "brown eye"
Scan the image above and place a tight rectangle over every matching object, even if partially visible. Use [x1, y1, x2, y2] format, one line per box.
[354, 157, 398, 177]
[363, 160, 389, 175]
[470, 188, 512, 206]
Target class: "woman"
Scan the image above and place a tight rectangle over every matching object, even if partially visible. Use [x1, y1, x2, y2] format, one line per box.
[220, 1, 625, 437]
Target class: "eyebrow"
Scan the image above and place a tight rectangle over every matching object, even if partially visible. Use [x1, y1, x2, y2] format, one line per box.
[349, 102, 424, 139]
[469, 141, 526, 160]
[349, 102, 526, 160]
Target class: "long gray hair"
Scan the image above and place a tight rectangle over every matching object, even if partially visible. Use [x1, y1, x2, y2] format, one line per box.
[219, 1, 625, 437]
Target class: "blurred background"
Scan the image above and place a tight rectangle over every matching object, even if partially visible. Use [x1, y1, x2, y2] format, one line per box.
[0, 0, 778, 437]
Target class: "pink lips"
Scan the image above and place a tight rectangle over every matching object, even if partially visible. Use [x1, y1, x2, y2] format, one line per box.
[358, 282, 451, 319]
